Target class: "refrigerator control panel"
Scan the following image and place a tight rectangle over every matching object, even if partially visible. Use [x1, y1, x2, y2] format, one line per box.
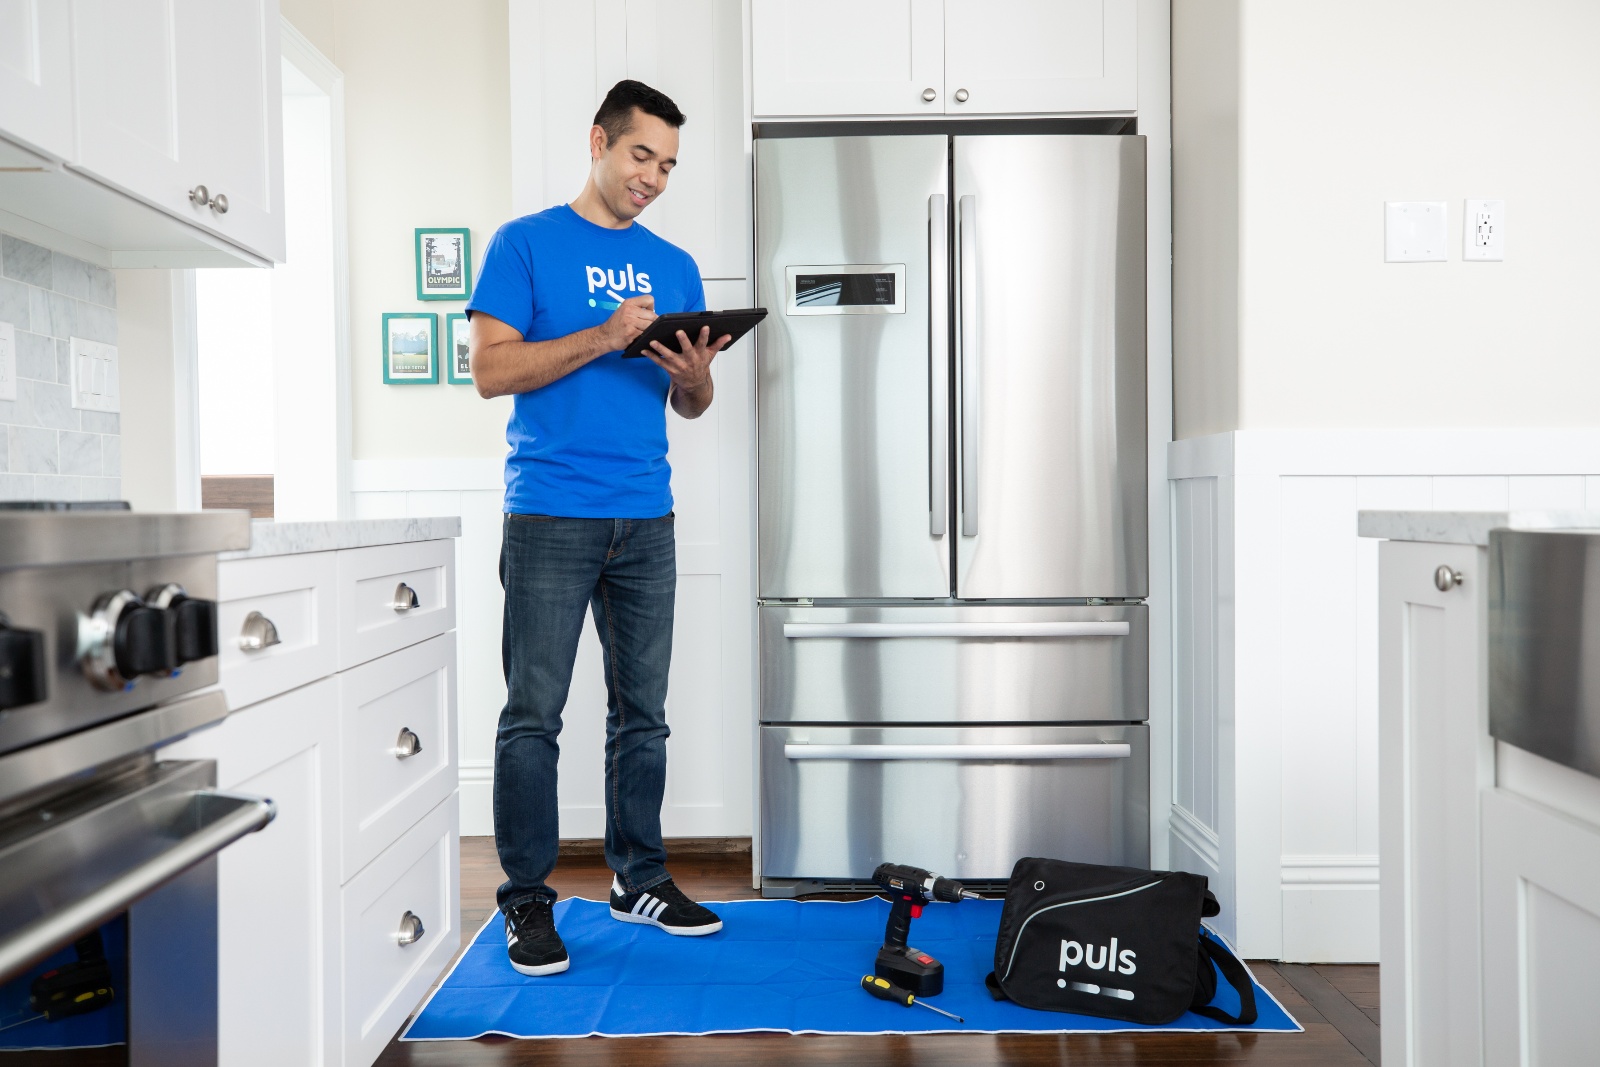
[785, 263, 904, 315]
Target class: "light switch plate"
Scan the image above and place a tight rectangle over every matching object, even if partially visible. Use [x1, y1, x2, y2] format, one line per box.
[70, 336, 120, 413]
[1465, 199, 1505, 261]
[1385, 201, 1448, 262]
[0, 321, 15, 402]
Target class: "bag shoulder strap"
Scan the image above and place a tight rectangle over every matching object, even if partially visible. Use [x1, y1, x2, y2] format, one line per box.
[1192, 936, 1258, 1026]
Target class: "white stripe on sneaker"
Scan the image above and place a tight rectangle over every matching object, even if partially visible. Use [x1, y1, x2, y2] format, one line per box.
[649, 899, 669, 921]
[632, 895, 652, 916]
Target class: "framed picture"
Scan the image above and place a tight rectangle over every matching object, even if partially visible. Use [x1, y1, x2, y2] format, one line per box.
[415, 227, 472, 300]
[382, 313, 438, 384]
[445, 313, 473, 384]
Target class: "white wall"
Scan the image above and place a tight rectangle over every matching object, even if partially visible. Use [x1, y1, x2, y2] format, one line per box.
[1172, 0, 1600, 437]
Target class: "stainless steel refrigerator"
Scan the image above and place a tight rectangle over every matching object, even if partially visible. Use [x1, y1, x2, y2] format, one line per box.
[754, 132, 1148, 894]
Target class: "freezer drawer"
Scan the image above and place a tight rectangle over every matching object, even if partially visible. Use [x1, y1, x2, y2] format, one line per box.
[761, 724, 1149, 881]
[761, 603, 1147, 723]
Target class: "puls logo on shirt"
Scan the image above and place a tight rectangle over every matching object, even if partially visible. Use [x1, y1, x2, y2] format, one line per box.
[585, 264, 653, 310]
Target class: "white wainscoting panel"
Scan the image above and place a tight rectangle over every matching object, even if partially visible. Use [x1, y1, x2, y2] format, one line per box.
[1169, 429, 1600, 961]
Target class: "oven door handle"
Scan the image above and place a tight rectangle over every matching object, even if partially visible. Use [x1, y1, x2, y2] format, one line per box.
[783, 621, 1129, 639]
[784, 743, 1132, 761]
[0, 790, 275, 983]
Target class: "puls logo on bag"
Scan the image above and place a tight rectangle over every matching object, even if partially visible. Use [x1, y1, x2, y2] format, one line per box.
[585, 263, 654, 310]
[1060, 937, 1137, 976]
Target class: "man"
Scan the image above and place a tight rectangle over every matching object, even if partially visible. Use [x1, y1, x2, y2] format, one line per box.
[468, 80, 732, 976]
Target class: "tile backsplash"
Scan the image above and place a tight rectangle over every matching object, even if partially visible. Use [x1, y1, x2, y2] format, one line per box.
[0, 233, 120, 503]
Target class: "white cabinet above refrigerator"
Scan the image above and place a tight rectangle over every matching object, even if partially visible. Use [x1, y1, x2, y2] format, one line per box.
[752, 0, 1138, 119]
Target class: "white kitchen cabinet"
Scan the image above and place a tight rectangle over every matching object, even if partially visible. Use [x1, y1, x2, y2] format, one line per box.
[1376, 537, 1489, 1067]
[165, 528, 460, 1067]
[751, 0, 1136, 119]
[0, 0, 74, 160]
[70, 0, 285, 263]
[164, 677, 341, 1067]
[943, 0, 1137, 115]
[752, 0, 945, 119]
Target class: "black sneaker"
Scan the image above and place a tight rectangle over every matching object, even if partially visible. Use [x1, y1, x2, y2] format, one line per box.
[504, 898, 569, 976]
[609, 877, 723, 936]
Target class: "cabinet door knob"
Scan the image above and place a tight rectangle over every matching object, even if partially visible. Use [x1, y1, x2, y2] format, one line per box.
[189, 184, 210, 207]
[394, 726, 422, 759]
[391, 582, 420, 612]
[921, 87, 937, 102]
[954, 88, 970, 103]
[1434, 565, 1464, 592]
[238, 610, 281, 652]
[396, 910, 425, 946]
[210, 192, 229, 215]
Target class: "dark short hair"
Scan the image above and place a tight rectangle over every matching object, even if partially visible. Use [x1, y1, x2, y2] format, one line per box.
[593, 80, 686, 147]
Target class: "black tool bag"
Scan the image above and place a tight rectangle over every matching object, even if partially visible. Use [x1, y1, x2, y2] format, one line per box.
[983, 857, 1258, 1026]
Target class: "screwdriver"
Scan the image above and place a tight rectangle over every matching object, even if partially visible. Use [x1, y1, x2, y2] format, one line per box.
[860, 974, 965, 1023]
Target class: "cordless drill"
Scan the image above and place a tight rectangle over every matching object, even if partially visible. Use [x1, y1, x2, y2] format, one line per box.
[871, 862, 981, 997]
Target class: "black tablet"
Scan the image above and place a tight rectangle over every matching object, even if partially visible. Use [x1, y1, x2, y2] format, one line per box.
[621, 308, 768, 359]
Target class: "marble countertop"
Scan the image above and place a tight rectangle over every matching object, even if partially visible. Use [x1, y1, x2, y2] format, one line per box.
[222, 517, 463, 560]
[1357, 510, 1600, 546]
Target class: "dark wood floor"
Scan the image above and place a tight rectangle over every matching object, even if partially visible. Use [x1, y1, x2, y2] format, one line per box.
[373, 840, 1381, 1067]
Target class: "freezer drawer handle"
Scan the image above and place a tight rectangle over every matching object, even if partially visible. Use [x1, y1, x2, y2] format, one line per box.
[782, 621, 1130, 639]
[784, 743, 1131, 761]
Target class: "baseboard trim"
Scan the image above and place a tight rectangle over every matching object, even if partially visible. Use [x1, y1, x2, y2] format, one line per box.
[553, 837, 754, 858]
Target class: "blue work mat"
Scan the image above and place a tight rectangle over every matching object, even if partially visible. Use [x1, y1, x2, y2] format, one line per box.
[402, 897, 1301, 1040]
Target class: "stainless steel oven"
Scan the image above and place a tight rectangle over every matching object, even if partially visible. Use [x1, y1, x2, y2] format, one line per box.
[0, 508, 270, 1065]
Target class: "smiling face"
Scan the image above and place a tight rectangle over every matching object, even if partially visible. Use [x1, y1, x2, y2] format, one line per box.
[589, 108, 679, 224]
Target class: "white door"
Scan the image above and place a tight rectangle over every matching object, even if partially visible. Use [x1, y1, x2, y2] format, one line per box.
[751, 0, 944, 119]
[1377, 540, 1488, 1067]
[175, 0, 285, 261]
[943, 0, 1137, 114]
[602, 0, 747, 279]
[0, 0, 74, 160]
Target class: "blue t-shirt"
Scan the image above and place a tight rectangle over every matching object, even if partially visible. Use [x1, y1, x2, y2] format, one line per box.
[467, 204, 705, 517]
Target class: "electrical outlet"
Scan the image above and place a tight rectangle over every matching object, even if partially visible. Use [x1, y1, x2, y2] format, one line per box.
[1385, 201, 1448, 262]
[0, 321, 15, 402]
[1464, 199, 1505, 261]
[70, 336, 120, 413]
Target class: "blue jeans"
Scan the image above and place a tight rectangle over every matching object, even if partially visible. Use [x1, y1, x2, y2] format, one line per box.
[494, 513, 676, 910]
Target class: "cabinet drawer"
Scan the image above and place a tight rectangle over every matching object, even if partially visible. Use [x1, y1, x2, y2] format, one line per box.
[338, 633, 457, 881]
[340, 794, 458, 1067]
[337, 540, 455, 669]
[218, 551, 339, 711]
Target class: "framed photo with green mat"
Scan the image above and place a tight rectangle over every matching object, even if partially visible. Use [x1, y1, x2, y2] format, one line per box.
[382, 312, 438, 384]
[445, 313, 473, 384]
[415, 227, 472, 300]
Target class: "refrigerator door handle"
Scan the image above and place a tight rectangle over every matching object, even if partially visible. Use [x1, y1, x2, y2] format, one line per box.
[784, 743, 1133, 761]
[957, 194, 979, 537]
[783, 621, 1130, 639]
[929, 193, 949, 537]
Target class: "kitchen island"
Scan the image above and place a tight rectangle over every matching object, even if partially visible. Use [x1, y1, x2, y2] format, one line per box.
[1360, 510, 1600, 1067]
[166, 516, 461, 1067]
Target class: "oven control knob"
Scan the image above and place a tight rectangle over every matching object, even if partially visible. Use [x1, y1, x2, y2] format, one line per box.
[146, 584, 218, 666]
[79, 590, 175, 691]
[0, 613, 48, 711]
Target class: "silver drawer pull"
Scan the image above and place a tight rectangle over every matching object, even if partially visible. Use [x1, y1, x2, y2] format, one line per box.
[396, 910, 425, 946]
[783, 622, 1130, 639]
[238, 610, 281, 652]
[391, 582, 420, 613]
[784, 743, 1131, 761]
[394, 727, 422, 760]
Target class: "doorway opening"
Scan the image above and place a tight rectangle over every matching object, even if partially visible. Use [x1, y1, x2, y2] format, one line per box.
[197, 39, 347, 520]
